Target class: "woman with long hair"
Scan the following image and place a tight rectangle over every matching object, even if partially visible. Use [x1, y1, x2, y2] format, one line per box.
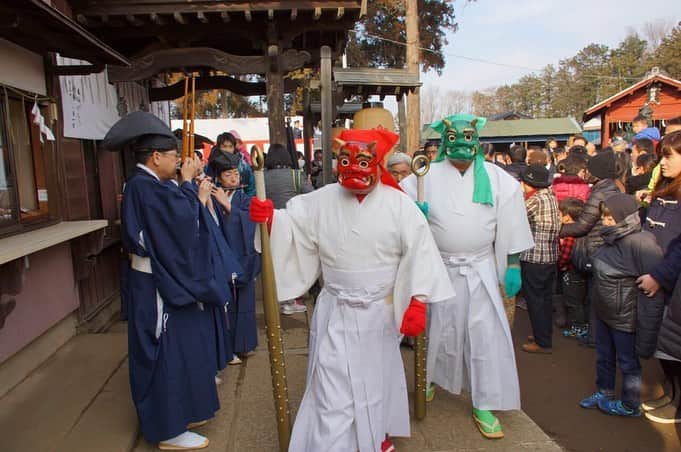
[636, 130, 681, 424]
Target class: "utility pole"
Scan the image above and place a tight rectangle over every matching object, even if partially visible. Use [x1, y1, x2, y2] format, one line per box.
[405, 0, 421, 155]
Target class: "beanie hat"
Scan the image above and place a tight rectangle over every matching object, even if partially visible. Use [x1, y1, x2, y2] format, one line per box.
[602, 193, 639, 223]
[587, 149, 617, 180]
[521, 164, 552, 188]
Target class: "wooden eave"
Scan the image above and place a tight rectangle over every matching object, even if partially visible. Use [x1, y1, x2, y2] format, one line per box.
[333, 67, 421, 100]
[583, 74, 681, 121]
[0, 0, 129, 65]
[69, 1, 365, 60]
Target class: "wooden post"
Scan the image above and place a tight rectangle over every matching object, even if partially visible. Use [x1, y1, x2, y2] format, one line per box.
[398, 96, 408, 154]
[320, 46, 333, 186]
[302, 88, 314, 171]
[266, 45, 287, 146]
[405, 0, 421, 154]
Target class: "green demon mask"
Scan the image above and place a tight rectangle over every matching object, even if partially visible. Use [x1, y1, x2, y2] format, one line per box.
[431, 114, 486, 161]
[429, 114, 493, 206]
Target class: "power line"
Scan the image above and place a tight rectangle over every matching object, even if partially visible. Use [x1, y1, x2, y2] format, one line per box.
[349, 29, 643, 82]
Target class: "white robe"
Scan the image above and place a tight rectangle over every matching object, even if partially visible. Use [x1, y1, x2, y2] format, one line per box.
[401, 161, 534, 411]
[263, 182, 454, 452]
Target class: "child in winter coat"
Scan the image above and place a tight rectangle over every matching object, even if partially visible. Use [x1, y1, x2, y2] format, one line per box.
[579, 194, 664, 417]
[558, 197, 589, 338]
[553, 154, 590, 203]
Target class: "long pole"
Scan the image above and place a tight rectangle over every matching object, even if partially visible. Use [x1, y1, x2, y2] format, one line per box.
[411, 154, 430, 420]
[181, 77, 189, 162]
[250, 145, 291, 451]
[189, 75, 196, 159]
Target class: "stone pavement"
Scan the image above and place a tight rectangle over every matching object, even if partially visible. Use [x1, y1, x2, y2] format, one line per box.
[1, 298, 562, 452]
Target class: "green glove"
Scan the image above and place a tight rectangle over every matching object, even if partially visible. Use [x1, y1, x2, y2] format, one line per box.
[504, 266, 521, 297]
[415, 201, 429, 219]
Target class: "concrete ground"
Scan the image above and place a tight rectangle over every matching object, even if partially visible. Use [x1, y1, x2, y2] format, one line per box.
[0, 293, 560, 452]
[512, 308, 681, 452]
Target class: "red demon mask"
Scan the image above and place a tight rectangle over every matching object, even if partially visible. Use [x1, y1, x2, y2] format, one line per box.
[335, 128, 401, 195]
[336, 140, 379, 194]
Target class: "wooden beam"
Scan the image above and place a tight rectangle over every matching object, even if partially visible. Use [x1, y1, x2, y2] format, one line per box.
[74, 2, 362, 16]
[149, 75, 300, 101]
[314, 8, 322, 20]
[220, 11, 230, 22]
[107, 47, 311, 82]
[197, 12, 208, 23]
[48, 64, 106, 76]
[173, 12, 185, 24]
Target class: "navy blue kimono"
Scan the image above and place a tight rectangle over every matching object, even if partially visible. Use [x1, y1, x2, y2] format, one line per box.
[121, 167, 229, 443]
[221, 190, 261, 354]
[200, 197, 248, 371]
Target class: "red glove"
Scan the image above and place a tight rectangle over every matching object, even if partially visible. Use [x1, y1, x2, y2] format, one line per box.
[400, 297, 426, 337]
[249, 198, 274, 224]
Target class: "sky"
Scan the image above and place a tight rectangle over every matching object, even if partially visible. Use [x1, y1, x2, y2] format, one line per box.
[420, 0, 681, 93]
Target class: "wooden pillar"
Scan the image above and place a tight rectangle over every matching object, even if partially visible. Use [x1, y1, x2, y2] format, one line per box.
[398, 96, 408, 153]
[302, 88, 313, 170]
[320, 46, 333, 186]
[266, 45, 287, 146]
[405, 0, 421, 154]
[601, 112, 610, 148]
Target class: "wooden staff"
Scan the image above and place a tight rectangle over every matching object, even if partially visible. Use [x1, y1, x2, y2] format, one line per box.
[189, 75, 196, 159]
[181, 77, 189, 162]
[411, 153, 431, 421]
[250, 145, 291, 451]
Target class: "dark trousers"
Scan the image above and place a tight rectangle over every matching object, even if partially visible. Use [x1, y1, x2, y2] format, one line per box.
[595, 317, 641, 409]
[521, 261, 556, 348]
[561, 269, 588, 326]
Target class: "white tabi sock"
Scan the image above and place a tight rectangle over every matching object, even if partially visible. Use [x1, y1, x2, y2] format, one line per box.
[160, 431, 208, 449]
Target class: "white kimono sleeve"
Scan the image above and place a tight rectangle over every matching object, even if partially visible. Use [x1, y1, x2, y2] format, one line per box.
[392, 194, 455, 328]
[494, 175, 534, 279]
[257, 191, 322, 302]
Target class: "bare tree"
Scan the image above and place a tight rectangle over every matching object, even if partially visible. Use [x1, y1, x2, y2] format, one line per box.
[642, 19, 677, 52]
[421, 85, 472, 124]
[421, 85, 441, 125]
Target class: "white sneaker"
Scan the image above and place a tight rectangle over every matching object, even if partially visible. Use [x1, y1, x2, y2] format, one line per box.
[158, 431, 209, 450]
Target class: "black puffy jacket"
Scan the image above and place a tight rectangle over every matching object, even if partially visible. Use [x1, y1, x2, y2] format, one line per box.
[657, 271, 681, 360]
[560, 178, 622, 255]
[591, 214, 665, 358]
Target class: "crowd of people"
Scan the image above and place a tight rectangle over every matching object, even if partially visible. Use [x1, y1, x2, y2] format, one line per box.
[112, 108, 681, 451]
[477, 115, 681, 423]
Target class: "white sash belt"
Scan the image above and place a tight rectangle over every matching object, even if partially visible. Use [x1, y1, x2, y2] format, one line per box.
[322, 265, 396, 308]
[440, 247, 492, 267]
[130, 254, 152, 273]
[130, 254, 164, 339]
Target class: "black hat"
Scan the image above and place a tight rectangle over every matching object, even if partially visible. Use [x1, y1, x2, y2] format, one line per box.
[587, 149, 617, 180]
[209, 151, 240, 175]
[101, 111, 179, 153]
[521, 164, 552, 188]
[602, 193, 639, 223]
